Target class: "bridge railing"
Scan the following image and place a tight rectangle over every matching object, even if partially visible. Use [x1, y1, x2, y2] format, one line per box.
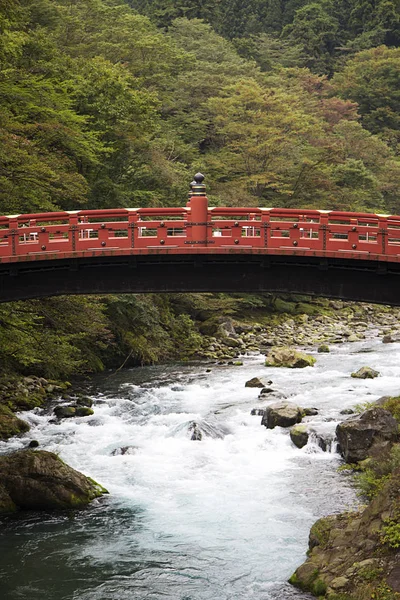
[2, 178, 400, 262]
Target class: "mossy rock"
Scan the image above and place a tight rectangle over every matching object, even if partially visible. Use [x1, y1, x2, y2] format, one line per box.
[0, 450, 108, 513]
[351, 366, 379, 379]
[54, 406, 76, 418]
[76, 396, 93, 408]
[290, 424, 309, 449]
[75, 407, 94, 417]
[289, 563, 327, 595]
[265, 347, 316, 368]
[0, 405, 30, 440]
[318, 344, 330, 353]
[309, 515, 338, 550]
[382, 396, 400, 423]
[199, 316, 234, 337]
[11, 390, 47, 411]
[272, 297, 297, 314]
[0, 483, 17, 513]
[295, 302, 322, 316]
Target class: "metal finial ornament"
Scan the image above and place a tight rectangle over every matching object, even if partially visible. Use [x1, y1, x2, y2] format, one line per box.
[194, 173, 205, 184]
[191, 173, 206, 196]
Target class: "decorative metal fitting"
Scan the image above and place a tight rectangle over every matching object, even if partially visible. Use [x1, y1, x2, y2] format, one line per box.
[41, 227, 46, 233]
[352, 244, 357, 249]
[352, 226, 357, 232]
[41, 245, 46, 250]
[234, 221, 239, 227]
[293, 240, 298, 246]
[234, 239, 239, 244]
[160, 221, 165, 227]
[160, 239, 165, 245]
[190, 172, 206, 196]
[293, 223, 298, 228]
[101, 223, 106, 229]
[101, 241, 106, 247]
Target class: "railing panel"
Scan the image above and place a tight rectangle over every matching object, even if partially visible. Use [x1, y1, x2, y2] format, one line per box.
[2, 206, 400, 262]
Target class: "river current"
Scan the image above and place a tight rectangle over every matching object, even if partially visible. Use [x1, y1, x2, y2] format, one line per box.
[2, 335, 400, 600]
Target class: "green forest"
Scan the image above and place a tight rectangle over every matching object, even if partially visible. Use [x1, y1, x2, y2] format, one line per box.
[1, 0, 400, 380]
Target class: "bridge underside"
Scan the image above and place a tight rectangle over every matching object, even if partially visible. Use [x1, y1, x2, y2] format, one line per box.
[1, 254, 400, 305]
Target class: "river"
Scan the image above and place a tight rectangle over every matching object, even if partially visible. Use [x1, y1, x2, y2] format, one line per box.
[1, 334, 400, 600]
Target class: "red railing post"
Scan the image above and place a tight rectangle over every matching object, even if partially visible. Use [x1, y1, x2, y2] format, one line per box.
[319, 213, 329, 251]
[187, 173, 208, 247]
[8, 217, 18, 257]
[378, 216, 388, 255]
[348, 217, 359, 250]
[290, 222, 301, 247]
[128, 211, 138, 249]
[69, 214, 79, 252]
[261, 211, 270, 248]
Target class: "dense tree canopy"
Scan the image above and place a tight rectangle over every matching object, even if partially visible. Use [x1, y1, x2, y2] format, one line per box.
[1, 0, 399, 214]
[1, 0, 400, 378]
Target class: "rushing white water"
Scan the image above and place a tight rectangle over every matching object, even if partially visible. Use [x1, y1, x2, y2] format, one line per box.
[2, 336, 400, 600]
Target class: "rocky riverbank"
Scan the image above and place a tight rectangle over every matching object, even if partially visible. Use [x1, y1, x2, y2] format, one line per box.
[0, 377, 108, 514]
[196, 300, 400, 361]
[289, 396, 400, 600]
[0, 376, 72, 440]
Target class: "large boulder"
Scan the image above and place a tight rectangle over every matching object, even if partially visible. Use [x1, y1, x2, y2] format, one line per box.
[351, 366, 379, 379]
[262, 401, 303, 429]
[336, 407, 398, 463]
[199, 316, 235, 337]
[0, 450, 108, 513]
[265, 347, 316, 368]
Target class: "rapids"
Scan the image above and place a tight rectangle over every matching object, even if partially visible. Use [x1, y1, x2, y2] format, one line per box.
[2, 336, 400, 599]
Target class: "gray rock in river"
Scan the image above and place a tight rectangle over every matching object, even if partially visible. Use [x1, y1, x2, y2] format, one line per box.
[189, 422, 202, 441]
[303, 407, 319, 416]
[251, 408, 266, 416]
[336, 407, 398, 463]
[111, 446, 137, 456]
[261, 401, 303, 429]
[172, 419, 229, 440]
[245, 377, 272, 388]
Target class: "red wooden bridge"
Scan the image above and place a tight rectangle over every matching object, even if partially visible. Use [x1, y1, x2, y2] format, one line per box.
[1, 175, 400, 304]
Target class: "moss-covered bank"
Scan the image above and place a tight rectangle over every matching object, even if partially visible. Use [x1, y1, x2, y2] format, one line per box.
[2, 294, 400, 383]
[290, 397, 400, 600]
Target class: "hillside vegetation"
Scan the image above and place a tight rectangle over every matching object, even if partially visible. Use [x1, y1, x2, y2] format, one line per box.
[1, 0, 400, 379]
